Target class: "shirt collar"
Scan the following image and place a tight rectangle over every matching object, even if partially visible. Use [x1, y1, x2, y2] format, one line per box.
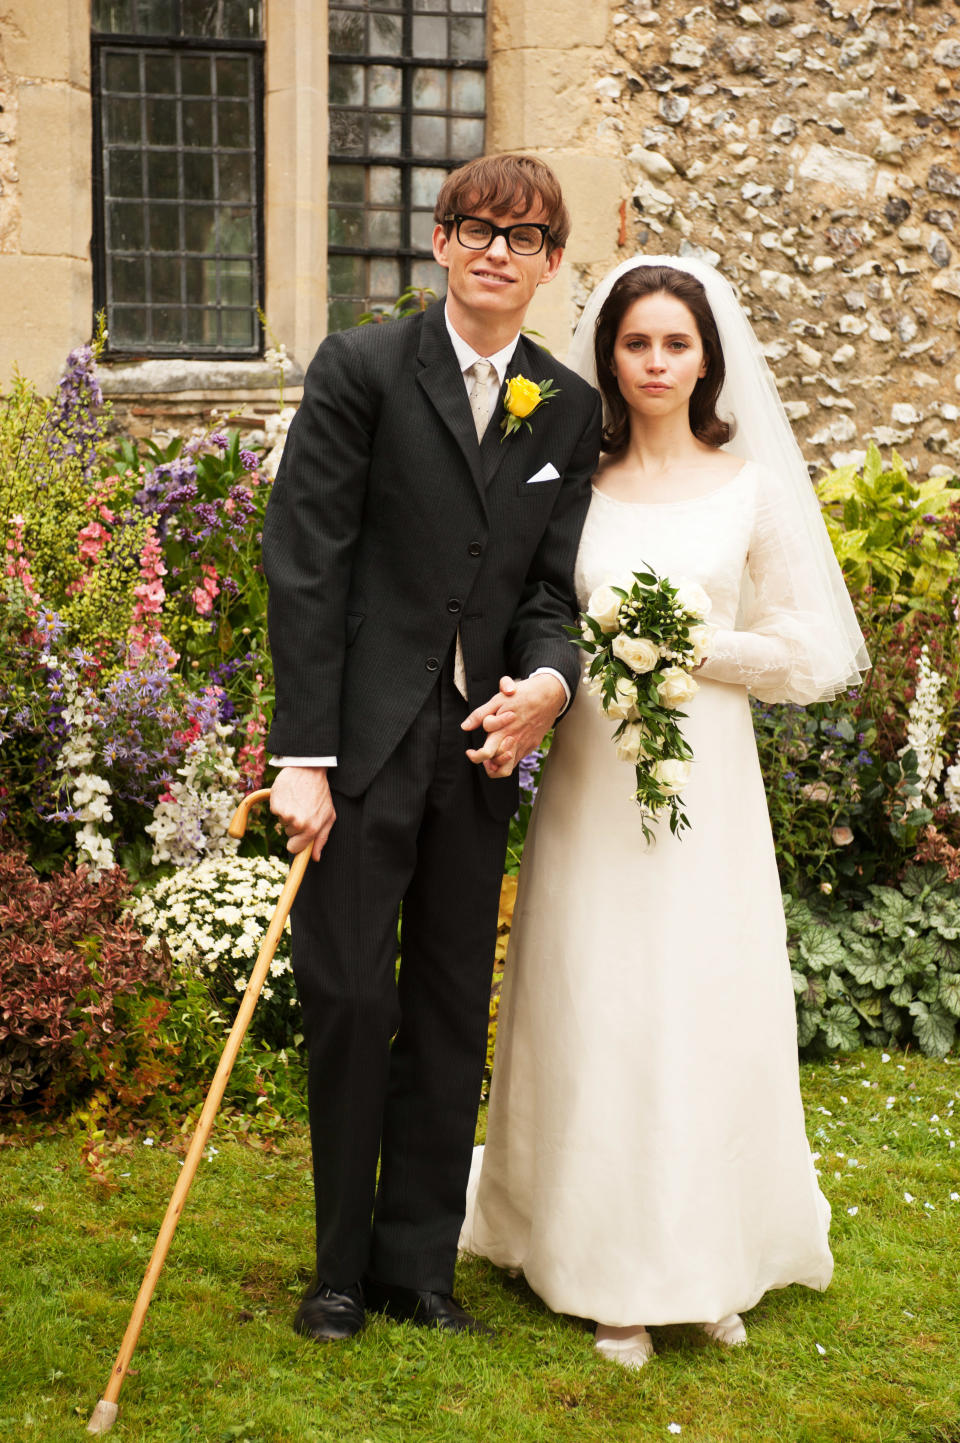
[444, 301, 521, 388]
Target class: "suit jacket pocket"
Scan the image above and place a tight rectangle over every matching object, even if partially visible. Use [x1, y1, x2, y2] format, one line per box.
[516, 475, 561, 497]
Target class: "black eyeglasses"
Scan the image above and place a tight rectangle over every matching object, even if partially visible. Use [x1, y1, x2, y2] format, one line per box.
[444, 213, 553, 257]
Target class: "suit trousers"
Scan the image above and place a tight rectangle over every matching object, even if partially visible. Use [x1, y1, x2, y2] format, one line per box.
[289, 658, 510, 1293]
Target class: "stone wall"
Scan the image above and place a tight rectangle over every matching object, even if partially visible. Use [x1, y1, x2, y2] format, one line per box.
[0, 18, 19, 253]
[0, 3, 93, 394]
[569, 0, 960, 476]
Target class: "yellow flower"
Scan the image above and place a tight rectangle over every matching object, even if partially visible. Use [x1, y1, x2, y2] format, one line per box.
[504, 376, 545, 419]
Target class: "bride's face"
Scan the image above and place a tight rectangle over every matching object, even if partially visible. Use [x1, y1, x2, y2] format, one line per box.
[610, 292, 708, 420]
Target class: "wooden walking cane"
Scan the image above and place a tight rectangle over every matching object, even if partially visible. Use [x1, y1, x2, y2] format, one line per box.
[87, 788, 310, 1435]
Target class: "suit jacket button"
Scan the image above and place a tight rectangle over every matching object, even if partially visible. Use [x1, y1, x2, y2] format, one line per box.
[447, 598, 462, 613]
[468, 542, 482, 556]
[426, 657, 440, 672]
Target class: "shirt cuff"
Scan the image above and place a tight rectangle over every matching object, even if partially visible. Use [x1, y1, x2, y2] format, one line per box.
[271, 756, 338, 767]
[529, 667, 571, 715]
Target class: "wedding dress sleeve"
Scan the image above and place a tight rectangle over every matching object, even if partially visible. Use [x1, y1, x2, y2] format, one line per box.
[696, 464, 863, 706]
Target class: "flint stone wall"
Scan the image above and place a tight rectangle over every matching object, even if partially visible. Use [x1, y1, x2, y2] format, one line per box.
[569, 0, 960, 476]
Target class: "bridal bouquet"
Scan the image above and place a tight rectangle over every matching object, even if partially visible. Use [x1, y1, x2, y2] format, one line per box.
[573, 568, 714, 840]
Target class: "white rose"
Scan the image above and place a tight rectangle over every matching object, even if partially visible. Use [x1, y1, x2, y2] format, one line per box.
[586, 585, 623, 634]
[612, 633, 660, 674]
[656, 665, 700, 708]
[615, 722, 650, 763]
[651, 758, 691, 795]
[674, 579, 712, 619]
[604, 676, 641, 722]
[688, 623, 715, 664]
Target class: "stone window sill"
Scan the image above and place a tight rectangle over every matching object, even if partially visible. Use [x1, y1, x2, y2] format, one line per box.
[98, 358, 304, 397]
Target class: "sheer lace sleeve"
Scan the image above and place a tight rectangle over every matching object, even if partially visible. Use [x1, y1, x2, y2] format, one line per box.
[696, 464, 867, 705]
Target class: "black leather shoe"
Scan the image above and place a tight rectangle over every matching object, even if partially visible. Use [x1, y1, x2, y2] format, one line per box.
[293, 1280, 365, 1341]
[364, 1278, 495, 1337]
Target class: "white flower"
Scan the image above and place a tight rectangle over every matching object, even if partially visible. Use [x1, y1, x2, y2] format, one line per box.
[900, 645, 948, 808]
[656, 666, 699, 708]
[688, 622, 714, 663]
[615, 722, 651, 764]
[612, 633, 660, 675]
[604, 676, 641, 722]
[586, 585, 624, 634]
[674, 578, 712, 618]
[651, 758, 691, 796]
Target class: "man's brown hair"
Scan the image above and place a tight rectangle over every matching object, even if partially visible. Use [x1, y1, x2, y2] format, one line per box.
[433, 153, 571, 251]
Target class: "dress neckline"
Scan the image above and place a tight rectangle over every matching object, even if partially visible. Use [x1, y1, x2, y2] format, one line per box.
[590, 460, 754, 509]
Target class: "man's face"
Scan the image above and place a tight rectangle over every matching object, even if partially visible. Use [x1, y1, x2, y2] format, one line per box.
[432, 196, 563, 326]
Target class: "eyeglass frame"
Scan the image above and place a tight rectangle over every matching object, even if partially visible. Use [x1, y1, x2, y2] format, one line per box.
[442, 213, 555, 256]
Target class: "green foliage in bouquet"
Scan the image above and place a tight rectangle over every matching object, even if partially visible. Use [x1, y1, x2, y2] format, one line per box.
[788, 864, 960, 1059]
[574, 569, 711, 841]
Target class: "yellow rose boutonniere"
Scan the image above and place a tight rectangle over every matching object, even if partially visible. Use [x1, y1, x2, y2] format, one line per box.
[501, 375, 561, 440]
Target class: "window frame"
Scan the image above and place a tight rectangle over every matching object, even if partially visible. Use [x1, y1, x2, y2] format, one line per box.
[327, 3, 488, 326]
[90, 26, 266, 360]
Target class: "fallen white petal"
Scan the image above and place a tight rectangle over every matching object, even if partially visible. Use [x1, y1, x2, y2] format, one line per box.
[847, 1206, 859, 1216]
[904, 1192, 915, 1203]
[668, 1427, 682, 1436]
[815, 1343, 827, 1355]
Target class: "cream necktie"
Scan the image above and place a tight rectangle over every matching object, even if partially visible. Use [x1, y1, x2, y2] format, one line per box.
[467, 358, 495, 441]
[454, 359, 496, 699]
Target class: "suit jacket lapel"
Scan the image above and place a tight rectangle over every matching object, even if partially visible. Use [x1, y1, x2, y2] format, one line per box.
[416, 302, 486, 505]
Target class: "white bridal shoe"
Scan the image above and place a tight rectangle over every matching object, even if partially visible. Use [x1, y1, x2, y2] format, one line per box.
[594, 1324, 656, 1370]
[698, 1313, 747, 1346]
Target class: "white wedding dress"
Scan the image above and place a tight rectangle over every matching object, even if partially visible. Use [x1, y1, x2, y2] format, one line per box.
[460, 462, 834, 1327]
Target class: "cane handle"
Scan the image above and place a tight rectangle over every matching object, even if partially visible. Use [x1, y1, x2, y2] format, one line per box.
[227, 787, 273, 839]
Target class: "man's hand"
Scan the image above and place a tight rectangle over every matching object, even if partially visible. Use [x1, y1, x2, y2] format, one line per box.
[269, 766, 337, 860]
[462, 673, 566, 778]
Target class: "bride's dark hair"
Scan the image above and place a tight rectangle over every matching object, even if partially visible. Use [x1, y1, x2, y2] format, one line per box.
[594, 266, 733, 455]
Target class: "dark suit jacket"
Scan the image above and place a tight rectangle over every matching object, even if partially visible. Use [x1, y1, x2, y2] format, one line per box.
[262, 298, 602, 816]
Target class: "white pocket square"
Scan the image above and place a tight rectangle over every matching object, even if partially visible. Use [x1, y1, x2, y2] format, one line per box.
[525, 463, 560, 484]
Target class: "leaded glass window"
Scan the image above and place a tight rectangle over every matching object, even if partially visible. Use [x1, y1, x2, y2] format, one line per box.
[91, 2, 264, 356]
[328, 0, 487, 331]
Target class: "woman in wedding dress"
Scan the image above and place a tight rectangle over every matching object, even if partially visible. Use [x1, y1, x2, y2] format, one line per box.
[459, 258, 870, 1368]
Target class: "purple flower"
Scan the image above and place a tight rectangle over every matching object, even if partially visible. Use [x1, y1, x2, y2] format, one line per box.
[35, 610, 66, 643]
[240, 449, 259, 472]
[517, 747, 544, 799]
[209, 432, 229, 449]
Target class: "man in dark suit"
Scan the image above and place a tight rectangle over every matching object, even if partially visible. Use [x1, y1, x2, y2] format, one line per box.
[263, 153, 601, 1341]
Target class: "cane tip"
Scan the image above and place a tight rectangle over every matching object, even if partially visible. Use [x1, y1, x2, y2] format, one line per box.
[87, 1400, 119, 1434]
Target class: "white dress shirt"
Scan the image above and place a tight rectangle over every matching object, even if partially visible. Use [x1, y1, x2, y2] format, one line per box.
[273, 303, 571, 769]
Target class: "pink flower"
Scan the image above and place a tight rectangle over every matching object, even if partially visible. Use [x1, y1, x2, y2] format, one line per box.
[192, 586, 214, 616]
[78, 520, 110, 564]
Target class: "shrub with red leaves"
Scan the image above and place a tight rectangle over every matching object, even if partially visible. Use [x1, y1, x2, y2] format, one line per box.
[0, 839, 170, 1108]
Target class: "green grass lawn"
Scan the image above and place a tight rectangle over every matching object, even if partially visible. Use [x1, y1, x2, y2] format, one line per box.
[2, 1049, 959, 1443]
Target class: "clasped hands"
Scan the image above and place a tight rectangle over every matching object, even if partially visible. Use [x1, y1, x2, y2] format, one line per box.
[269, 674, 564, 858]
[462, 672, 566, 779]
